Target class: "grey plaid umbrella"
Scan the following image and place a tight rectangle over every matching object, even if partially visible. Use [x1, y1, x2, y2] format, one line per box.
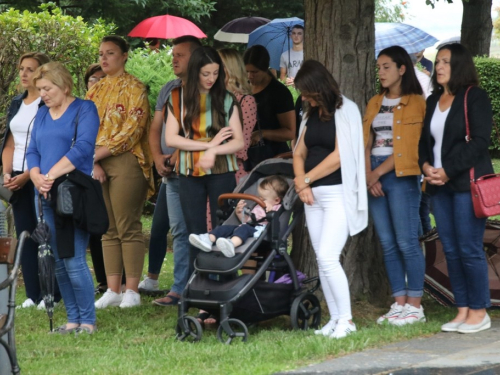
[31, 195, 56, 332]
[375, 23, 438, 57]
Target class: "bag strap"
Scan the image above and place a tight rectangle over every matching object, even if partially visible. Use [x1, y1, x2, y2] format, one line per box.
[70, 104, 83, 149]
[464, 86, 475, 182]
[21, 115, 37, 173]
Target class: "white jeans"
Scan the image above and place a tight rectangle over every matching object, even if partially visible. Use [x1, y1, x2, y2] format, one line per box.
[304, 185, 351, 322]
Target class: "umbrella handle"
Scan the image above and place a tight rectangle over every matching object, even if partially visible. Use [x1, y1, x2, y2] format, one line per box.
[38, 194, 44, 221]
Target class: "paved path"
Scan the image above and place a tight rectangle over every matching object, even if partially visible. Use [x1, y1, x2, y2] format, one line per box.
[278, 319, 500, 375]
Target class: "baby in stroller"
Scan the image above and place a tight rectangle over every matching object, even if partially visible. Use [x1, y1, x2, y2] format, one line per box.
[189, 175, 289, 258]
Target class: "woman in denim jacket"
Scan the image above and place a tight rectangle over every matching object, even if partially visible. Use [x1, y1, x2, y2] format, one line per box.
[363, 46, 426, 326]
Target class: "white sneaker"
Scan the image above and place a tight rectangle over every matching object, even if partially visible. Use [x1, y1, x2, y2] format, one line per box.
[377, 303, 404, 324]
[189, 233, 213, 252]
[138, 276, 159, 292]
[95, 289, 122, 309]
[216, 238, 236, 257]
[314, 319, 337, 336]
[391, 303, 426, 326]
[330, 320, 356, 339]
[120, 289, 141, 308]
[16, 298, 36, 309]
[37, 300, 59, 310]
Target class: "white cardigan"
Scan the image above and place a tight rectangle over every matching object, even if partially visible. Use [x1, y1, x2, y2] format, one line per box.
[295, 96, 368, 236]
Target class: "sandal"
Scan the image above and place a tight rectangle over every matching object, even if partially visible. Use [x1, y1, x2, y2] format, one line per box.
[204, 314, 218, 325]
[152, 293, 180, 307]
[196, 311, 211, 324]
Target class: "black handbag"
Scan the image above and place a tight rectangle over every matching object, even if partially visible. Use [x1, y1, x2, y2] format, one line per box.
[56, 106, 81, 217]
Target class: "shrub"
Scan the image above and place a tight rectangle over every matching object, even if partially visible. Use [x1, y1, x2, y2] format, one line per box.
[0, 5, 115, 131]
[126, 47, 176, 113]
[474, 56, 500, 154]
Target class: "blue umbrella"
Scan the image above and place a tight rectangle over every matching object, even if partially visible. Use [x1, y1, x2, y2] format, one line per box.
[375, 23, 438, 57]
[248, 17, 304, 71]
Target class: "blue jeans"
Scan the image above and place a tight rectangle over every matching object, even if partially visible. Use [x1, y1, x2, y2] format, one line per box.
[166, 178, 189, 295]
[179, 173, 236, 275]
[148, 183, 170, 275]
[35, 194, 96, 325]
[368, 155, 425, 298]
[431, 185, 490, 309]
[210, 223, 256, 243]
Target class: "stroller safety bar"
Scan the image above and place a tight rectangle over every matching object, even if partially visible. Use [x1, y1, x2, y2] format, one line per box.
[218, 193, 266, 208]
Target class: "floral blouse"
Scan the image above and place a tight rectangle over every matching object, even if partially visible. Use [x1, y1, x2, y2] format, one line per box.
[86, 72, 154, 196]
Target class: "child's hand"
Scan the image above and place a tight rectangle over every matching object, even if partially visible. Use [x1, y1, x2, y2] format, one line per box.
[235, 200, 246, 218]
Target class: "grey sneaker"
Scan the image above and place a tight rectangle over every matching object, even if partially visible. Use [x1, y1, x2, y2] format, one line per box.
[216, 238, 236, 258]
[189, 233, 213, 252]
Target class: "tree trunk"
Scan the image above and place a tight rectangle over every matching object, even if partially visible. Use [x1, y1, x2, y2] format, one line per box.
[461, 0, 492, 57]
[291, 0, 391, 306]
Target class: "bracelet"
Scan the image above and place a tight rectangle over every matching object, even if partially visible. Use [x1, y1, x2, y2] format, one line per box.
[45, 173, 54, 181]
[3, 173, 11, 177]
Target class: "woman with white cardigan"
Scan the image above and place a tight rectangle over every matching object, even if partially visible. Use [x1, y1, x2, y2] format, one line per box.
[293, 60, 368, 339]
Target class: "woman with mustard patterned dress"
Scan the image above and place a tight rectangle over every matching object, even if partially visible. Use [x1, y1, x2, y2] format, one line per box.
[86, 35, 154, 309]
[165, 46, 244, 274]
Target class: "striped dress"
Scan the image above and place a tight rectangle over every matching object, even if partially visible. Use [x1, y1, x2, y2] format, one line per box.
[168, 87, 238, 177]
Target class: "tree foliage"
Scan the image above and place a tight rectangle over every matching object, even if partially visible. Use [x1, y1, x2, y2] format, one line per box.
[0, 5, 115, 128]
[126, 47, 176, 114]
[375, 0, 408, 22]
[0, 0, 215, 36]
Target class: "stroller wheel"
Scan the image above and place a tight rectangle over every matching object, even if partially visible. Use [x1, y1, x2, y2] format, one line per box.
[176, 316, 203, 342]
[216, 318, 249, 344]
[290, 293, 321, 330]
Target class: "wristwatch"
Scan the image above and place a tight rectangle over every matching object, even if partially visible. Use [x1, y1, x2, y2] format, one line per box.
[45, 173, 54, 181]
[304, 176, 311, 185]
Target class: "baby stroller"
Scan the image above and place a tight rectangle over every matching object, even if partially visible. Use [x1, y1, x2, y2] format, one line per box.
[176, 158, 321, 344]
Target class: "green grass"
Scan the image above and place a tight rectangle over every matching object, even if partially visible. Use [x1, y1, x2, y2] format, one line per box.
[14, 248, 497, 375]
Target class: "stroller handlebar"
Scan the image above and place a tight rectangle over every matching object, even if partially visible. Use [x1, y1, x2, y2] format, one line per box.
[218, 193, 266, 208]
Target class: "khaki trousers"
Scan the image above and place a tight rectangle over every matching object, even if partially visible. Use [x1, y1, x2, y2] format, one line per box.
[100, 152, 148, 278]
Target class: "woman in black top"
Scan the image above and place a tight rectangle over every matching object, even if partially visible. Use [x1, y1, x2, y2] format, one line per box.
[293, 60, 367, 339]
[243, 45, 295, 160]
[418, 43, 493, 334]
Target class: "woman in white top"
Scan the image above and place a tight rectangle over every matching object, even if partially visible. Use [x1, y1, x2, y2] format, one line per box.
[1, 52, 58, 309]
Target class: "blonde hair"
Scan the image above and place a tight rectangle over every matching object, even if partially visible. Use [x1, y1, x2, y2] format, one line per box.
[18, 52, 50, 69]
[32, 61, 74, 94]
[218, 48, 251, 95]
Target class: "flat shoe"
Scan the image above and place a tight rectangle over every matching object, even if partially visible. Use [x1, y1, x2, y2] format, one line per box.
[441, 320, 465, 332]
[50, 325, 79, 335]
[75, 325, 97, 335]
[457, 314, 491, 334]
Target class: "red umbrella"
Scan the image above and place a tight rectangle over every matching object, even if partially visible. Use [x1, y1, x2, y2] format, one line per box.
[128, 14, 206, 39]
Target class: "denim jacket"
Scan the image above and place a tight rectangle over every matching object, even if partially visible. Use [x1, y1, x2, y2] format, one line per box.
[1, 91, 44, 168]
[363, 93, 425, 177]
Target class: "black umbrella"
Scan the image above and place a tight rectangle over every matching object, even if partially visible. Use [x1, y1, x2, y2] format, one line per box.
[31, 194, 56, 332]
[214, 16, 270, 44]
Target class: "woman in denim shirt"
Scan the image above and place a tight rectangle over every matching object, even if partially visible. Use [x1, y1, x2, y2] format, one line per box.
[363, 46, 426, 326]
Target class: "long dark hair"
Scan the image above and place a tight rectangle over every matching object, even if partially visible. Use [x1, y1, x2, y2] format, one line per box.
[183, 46, 227, 137]
[243, 45, 273, 77]
[294, 60, 343, 122]
[431, 43, 478, 95]
[377, 46, 423, 96]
